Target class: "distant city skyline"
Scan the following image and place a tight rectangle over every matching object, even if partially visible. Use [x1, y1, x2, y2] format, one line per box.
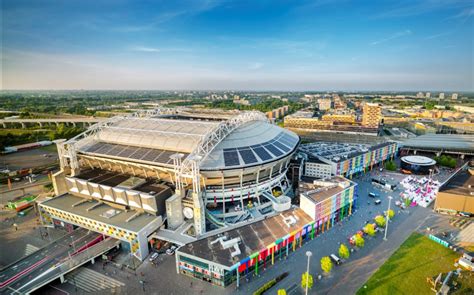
[2, 0, 473, 91]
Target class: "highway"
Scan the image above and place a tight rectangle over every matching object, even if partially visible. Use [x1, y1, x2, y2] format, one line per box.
[0, 228, 103, 294]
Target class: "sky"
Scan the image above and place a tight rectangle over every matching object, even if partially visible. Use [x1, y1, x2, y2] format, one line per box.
[1, 0, 473, 91]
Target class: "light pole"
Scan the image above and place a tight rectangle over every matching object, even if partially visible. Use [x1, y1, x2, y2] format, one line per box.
[305, 251, 312, 295]
[71, 236, 76, 252]
[383, 196, 393, 241]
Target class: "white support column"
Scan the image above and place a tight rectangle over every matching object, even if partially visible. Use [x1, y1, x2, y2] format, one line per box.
[256, 169, 261, 205]
[221, 171, 226, 223]
[239, 170, 244, 211]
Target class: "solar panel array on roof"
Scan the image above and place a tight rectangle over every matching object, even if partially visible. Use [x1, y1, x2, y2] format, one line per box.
[223, 149, 240, 166]
[81, 142, 187, 166]
[238, 148, 258, 164]
[220, 132, 299, 167]
[264, 144, 284, 156]
[251, 146, 272, 161]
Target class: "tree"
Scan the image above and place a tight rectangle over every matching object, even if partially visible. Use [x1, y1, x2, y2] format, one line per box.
[301, 272, 313, 289]
[354, 234, 365, 248]
[363, 223, 376, 236]
[339, 244, 350, 259]
[277, 289, 287, 295]
[386, 209, 395, 220]
[384, 160, 397, 171]
[374, 215, 386, 227]
[320, 256, 333, 273]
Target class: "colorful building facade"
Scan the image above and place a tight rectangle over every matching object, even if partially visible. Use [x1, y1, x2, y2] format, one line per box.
[335, 142, 397, 177]
[176, 185, 358, 288]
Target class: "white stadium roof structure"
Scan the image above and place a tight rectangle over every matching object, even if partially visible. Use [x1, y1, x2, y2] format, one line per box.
[59, 108, 298, 176]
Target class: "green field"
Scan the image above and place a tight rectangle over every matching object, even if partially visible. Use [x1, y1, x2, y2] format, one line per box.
[357, 233, 473, 295]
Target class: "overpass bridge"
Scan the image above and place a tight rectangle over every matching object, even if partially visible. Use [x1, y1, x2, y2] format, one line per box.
[0, 118, 105, 129]
[0, 228, 120, 295]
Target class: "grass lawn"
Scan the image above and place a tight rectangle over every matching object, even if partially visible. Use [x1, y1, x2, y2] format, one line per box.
[357, 233, 473, 295]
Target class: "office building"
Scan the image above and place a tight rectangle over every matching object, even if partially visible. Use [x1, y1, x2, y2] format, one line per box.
[362, 103, 381, 127]
[317, 98, 332, 111]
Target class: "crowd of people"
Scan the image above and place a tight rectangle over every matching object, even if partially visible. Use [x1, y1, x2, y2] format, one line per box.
[399, 176, 441, 208]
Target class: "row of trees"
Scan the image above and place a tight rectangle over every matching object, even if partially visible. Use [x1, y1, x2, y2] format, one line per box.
[0, 124, 83, 150]
[434, 155, 457, 168]
[205, 98, 304, 114]
[300, 209, 397, 291]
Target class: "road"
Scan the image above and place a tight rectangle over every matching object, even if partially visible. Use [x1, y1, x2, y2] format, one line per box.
[0, 228, 101, 294]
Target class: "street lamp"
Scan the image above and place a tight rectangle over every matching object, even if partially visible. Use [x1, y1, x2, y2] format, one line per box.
[305, 251, 312, 295]
[383, 196, 393, 241]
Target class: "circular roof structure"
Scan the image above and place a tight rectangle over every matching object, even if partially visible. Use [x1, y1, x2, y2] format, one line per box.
[200, 120, 299, 170]
[401, 155, 436, 166]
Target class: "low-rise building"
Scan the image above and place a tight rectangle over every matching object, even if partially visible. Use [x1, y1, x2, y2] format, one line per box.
[434, 167, 474, 215]
[299, 177, 357, 227]
[176, 208, 314, 287]
[299, 141, 398, 178]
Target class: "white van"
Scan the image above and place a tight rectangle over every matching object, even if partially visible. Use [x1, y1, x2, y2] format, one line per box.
[330, 254, 341, 265]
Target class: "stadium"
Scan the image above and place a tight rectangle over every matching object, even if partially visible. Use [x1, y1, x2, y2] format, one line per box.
[41, 108, 299, 260]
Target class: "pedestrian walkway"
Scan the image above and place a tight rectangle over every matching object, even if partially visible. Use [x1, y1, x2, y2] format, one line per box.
[24, 244, 39, 256]
[66, 267, 125, 293]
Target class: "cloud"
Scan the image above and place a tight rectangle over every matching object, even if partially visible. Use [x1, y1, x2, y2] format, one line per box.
[447, 7, 474, 21]
[373, 0, 472, 19]
[131, 46, 160, 53]
[249, 62, 264, 70]
[371, 30, 412, 45]
[424, 32, 451, 40]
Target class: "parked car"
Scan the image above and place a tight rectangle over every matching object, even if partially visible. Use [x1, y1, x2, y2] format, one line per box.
[149, 252, 159, 262]
[374, 199, 382, 205]
[368, 192, 379, 198]
[330, 254, 341, 265]
[166, 245, 177, 256]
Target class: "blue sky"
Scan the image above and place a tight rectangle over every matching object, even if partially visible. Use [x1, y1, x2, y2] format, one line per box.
[2, 0, 473, 91]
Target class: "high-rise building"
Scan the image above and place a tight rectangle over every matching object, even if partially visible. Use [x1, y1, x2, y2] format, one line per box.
[452, 93, 458, 100]
[439, 92, 445, 99]
[426, 92, 431, 98]
[362, 103, 381, 127]
[317, 98, 332, 110]
[416, 92, 424, 98]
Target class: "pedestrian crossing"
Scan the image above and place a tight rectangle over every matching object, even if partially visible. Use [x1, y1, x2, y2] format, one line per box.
[66, 267, 125, 293]
[24, 244, 39, 256]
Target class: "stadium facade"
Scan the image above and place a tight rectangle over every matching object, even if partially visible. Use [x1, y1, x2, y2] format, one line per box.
[39, 108, 300, 260]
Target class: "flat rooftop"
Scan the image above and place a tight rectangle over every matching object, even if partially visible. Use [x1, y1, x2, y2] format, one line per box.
[178, 208, 313, 268]
[299, 141, 394, 163]
[402, 134, 474, 152]
[75, 168, 171, 194]
[40, 194, 161, 233]
[439, 169, 474, 196]
[299, 176, 355, 203]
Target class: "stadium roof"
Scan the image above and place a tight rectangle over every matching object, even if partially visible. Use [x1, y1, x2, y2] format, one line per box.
[200, 120, 299, 170]
[84, 117, 220, 154]
[402, 134, 474, 152]
[69, 109, 298, 170]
